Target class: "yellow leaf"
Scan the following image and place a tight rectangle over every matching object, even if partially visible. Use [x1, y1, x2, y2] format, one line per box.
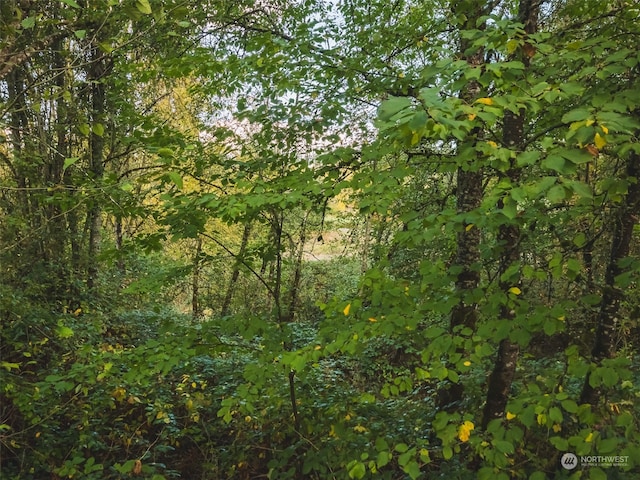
[585, 432, 593, 442]
[133, 460, 142, 475]
[314, 345, 322, 350]
[486, 140, 498, 148]
[329, 425, 337, 437]
[465, 223, 474, 231]
[557, 316, 565, 322]
[353, 424, 368, 433]
[594, 133, 606, 149]
[463, 361, 471, 367]
[585, 118, 595, 127]
[343, 303, 351, 316]
[468, 113, 477, 121]
[245, 415, 252, 422]
[536, 413, 546, 426]
[458, 420, 475, 442]
[508, 286, 522, 295]
[368, 317, 377, 322]
[112, 387, 126, 402]
[553, 424, 562, 432]
[476, 97, 493, 105]
[419, 448, 430, 462]
[506, 411, 516, 420]
[600, 124, 609, 134]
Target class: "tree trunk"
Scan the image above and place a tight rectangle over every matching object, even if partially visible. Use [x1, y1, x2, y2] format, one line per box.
[221, 221, 253, 316]
[86, 44, 106, 292]
[580, 148, 640, 406]
[482, 0, 539, 429]
[285, 215, 308, 324]
[438, 0, 487, 411]
[192, 236, 203, 319]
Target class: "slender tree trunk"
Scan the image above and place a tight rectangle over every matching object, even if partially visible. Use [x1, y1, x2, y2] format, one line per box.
[221, 221, 253, 316]
[285, 215, 308, 324]
[438, 0, 487, 411]
[482, 0, 539, 429]
[449, 0, 489, 333]
[86, 44, 106, 292]
[192, 236, 203, 319]
[580, 148, 640, 405]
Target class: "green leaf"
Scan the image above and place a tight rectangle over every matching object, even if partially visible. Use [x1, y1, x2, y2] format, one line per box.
[548, 406, 563, 423]
[78, 123, 90, 136]
[442, 445, 453, 460]
[376, 450, 392, 468]
[21, 17, 36, 29]
[74, 30, 86, 39]
[63, 157, 79, 172]
[61, 0, 81, 7]
[493, 440, 515, 454]
[562, 108, 591, 123]
[541, 155, 565, 173]
[55, 324, 74, 339]
[167, 171, 183, 190]
[348, 461, 366, 479]
[546, 184, 567, 203]
[92, 123, 104, 137]
[1, 361, 20, 371]
[558, 148, 592, 165]
[549, 436, 568, 451]
[597, 437, 618, 454]
[403, 459, 421, 479]
[378, 96, 412, 121]
[136, 0, 152, 14]
[588, 468, 608, 480]
[395, 443, 409, 453]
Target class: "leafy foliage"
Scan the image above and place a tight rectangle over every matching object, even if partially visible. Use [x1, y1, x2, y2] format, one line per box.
[2, 0, 640, 479]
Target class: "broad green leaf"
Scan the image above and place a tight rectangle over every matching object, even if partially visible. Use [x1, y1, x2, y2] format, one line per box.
[55, 325, 74, 338]
[63, 157, 79, 172]
[167, 171, 183, 190]
[21, 17, 36, 29]
[546, 184, 567, 203]
[92, 123, 104, 137]
[136, 0, 152, 14]
[78, 123, 90, 136]
[378, 96, 412, 121]
[442, 445, 453, 460]
[541, 155, 565, 173]
[562, 108, 591, 123]
[347, 461, 366, 479]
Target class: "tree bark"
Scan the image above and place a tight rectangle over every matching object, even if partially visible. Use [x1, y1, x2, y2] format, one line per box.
[192, 236, 203, 319]
[86, 44, 106, 292]
[580, 149, 640, 406]
[221, 221, 253, 316]
[481, 0, 539, 429]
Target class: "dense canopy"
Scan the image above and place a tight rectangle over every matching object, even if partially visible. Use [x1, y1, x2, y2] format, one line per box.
[1, 0, 639, 479]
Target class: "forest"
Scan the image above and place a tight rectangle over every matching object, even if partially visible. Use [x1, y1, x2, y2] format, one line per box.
[1, 0, 639, 479]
